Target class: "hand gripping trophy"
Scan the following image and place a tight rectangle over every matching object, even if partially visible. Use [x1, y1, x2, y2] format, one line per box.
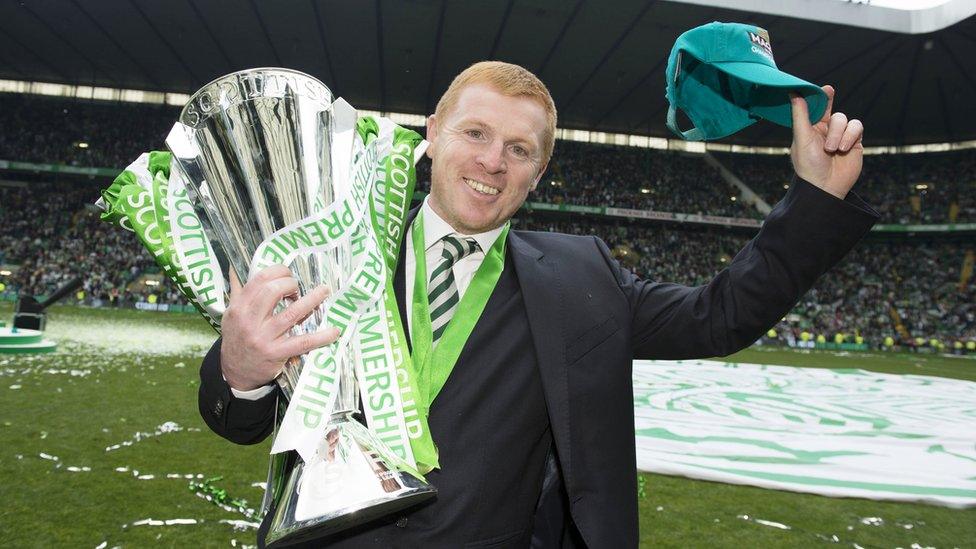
[160, 68, 435, 545]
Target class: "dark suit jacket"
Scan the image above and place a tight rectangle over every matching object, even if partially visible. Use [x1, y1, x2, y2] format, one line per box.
[199, 179, 879, 547]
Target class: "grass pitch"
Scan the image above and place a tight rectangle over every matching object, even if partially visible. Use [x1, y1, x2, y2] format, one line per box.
[0, 304, 973, 548]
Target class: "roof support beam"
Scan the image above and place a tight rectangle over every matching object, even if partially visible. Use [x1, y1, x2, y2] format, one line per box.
[560, 0, 657, 112]
[17, 2, 116, 85]
[69, 0, 163, 89]
[488, 0, 515, 60]
[248, 0, 283, 66]
[424, 0, 447, 113]
[128, 0, 201, 86]
[376, 0, 386, 111]
[0, 27, 69, 83]
[311, 0, 338, 89]
[934, 77, 955, 142]
[895, 39, 923, 143]
[536, 0, 583, 77]
[187, 0, 234, 70]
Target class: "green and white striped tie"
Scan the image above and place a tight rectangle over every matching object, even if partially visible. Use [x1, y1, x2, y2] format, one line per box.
[428, 234, 481, 344]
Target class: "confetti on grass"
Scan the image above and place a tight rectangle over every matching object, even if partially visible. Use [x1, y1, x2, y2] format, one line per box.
[737, 514, 792, 530]
[189, 476, 258, 520]
[104, 421, 199, 452]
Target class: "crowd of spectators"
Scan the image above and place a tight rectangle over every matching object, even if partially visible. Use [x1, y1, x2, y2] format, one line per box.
[715, 150, 976, 224]
[5, 177, 971, 346]
[0, 95, 174, 169]
[3, 95, 973, 224]
[1, 94, 974, 347]
[415, 141, 757, 218]
[0, 183, 181, 307]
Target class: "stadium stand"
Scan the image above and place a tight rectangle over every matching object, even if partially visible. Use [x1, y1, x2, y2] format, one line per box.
[1, 95, 974, 350]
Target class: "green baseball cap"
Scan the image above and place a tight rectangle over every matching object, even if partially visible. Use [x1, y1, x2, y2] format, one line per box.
[665, 22, 828, 141]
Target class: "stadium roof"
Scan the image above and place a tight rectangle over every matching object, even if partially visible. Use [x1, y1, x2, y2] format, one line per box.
[1, 0, 975, 147]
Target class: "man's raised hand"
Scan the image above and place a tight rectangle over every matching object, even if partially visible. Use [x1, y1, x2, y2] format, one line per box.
[790, 85, 864, 199]
[219, 265, 339, 392]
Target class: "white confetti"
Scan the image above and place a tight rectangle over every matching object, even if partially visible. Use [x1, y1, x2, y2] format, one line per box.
[39, 452, 59, 461]
[754, 519, 791, 530]
[127, 518, 199, 527]
[860, 517, 884, 526]
[9, 384, 21, 389]
[105, 421, 186, 452]
[219, 519, 260, 531]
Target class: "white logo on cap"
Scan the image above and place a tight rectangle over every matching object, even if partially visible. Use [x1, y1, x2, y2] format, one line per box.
[748, 30, 774, 62]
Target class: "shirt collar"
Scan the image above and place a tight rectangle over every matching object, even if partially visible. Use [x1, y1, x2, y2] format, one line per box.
[420, 196, 505, 254]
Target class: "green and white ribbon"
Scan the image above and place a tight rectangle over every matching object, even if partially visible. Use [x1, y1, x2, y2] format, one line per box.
[99, 97, 435, 475]
[96, 152, 224, 330]
[263, 101, 433, 474]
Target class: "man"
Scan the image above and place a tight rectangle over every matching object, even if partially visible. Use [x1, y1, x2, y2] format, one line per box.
[200, 61, 876, 547]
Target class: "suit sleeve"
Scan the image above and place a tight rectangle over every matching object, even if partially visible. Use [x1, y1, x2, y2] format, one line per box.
[607, 178, 879, 359]
[198, 337, 278, 445]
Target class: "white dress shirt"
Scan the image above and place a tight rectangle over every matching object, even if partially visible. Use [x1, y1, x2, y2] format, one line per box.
[403, 197, 505, 335]
[232, 197, 505, 400]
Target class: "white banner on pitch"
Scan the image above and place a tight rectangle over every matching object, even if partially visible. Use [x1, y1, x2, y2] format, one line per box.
[633, 359, 976, 508]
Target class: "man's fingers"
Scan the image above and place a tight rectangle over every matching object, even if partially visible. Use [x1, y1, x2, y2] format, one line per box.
[819, 85, 835, 125]
[273, 325, 342, 359]
[246, 264, 293, 295]
[837, 119, 864, 152]
[268, 285, 330, 336]
[252, 276, 301, 317]
[824, 112, 849, 152]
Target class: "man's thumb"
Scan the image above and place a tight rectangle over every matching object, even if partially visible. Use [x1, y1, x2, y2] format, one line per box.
[229, 268, 243, 297]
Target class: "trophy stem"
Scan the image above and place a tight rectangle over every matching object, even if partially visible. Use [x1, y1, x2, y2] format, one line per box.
[265, 412, 436, 547]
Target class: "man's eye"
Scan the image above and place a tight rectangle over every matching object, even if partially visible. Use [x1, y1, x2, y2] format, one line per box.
[512, 145, 529, 157]
[466, 129, 484, 139]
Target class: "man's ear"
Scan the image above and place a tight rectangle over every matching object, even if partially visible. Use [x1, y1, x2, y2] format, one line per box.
[425, 114, 438, 159]
[529, 161, 549, 192]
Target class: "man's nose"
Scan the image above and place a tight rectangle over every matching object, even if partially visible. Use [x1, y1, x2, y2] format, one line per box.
[476, 141, 507, 174]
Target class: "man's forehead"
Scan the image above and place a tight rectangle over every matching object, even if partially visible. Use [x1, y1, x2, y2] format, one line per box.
[448, 85, 547, 141]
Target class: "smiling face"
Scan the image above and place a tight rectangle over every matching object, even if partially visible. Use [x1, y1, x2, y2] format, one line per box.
[425, 84, 550, 234]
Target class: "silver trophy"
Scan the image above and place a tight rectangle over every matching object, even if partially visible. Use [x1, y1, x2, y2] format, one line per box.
[166, 68, 435, 546]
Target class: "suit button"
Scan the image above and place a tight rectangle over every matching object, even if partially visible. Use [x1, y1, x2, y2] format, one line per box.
[395, 517, 408, 528]
[213, 399, 224, 417]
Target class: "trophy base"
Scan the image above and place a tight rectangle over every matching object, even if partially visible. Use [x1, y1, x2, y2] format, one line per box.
[265, 412, 436, 547]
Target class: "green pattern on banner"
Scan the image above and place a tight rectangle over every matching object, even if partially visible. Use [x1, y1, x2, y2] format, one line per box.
[683, 463, 976, 498]
[633, 359, 976, 508]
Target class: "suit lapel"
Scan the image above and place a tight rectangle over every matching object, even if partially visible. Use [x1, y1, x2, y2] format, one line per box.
[507, 230, 573, 478]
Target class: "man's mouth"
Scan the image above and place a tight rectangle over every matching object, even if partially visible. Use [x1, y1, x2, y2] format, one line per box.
[464, 178, 500, 196]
